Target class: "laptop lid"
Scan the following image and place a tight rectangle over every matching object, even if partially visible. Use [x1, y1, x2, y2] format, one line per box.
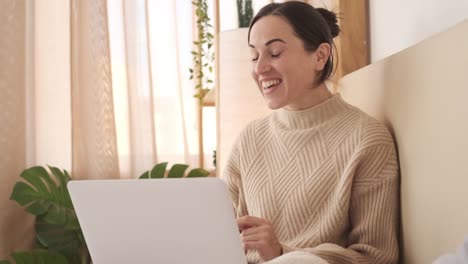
[68, 178, 247, 264]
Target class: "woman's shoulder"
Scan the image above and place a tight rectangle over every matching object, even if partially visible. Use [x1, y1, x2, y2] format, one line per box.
[351, 107, 395, 148]
[237, 114, 272, 138]
[230, 114, 272, 149]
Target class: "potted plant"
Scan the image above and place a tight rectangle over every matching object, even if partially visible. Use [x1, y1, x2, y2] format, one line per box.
[0, 163, 209, 264]
[189, 0, 215, 105]
[237, 0, 253, 28]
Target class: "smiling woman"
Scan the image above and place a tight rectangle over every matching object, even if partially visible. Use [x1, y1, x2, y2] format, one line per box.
[247, 12, 336, 111]
[221, 2, 400, 264]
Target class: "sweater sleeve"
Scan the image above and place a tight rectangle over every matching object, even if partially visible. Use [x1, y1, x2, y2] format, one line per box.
[280, 142, 400, 264]
[221, 134, 249, 218]
[222, 139, 242, 210]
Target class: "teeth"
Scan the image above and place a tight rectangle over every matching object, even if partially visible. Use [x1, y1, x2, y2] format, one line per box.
[262, 79, 281, 89]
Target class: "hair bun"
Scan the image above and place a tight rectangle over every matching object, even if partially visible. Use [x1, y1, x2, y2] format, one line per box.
[316, 8, 340, 38]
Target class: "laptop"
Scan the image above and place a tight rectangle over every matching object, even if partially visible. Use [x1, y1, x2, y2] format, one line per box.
[68, 178, 247, 264]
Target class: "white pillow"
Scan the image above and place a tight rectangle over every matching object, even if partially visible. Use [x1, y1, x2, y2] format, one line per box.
[433, 236, 468, 264]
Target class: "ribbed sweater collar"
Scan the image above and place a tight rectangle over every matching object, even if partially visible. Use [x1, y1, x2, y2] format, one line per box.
[274, 93, 349, 129]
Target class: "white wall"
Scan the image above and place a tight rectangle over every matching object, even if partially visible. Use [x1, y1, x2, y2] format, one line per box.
[220, 0, 333, 32]
[370, 0, 468, 62]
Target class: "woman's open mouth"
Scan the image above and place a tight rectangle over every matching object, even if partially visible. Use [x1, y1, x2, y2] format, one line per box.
[261, 79, 282, 95]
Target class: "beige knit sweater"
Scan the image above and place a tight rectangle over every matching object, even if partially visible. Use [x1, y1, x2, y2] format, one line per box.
[222, 94, 399, 264]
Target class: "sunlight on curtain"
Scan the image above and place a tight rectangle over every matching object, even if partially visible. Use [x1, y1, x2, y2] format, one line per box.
[147, 0, 195, 167]
[71, 0, 119, 180]
[108, 0, 157, 178]
[108, 0, 216, 177]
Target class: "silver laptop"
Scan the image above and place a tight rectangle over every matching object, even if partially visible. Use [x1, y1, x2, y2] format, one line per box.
[68, 178, 247, 264]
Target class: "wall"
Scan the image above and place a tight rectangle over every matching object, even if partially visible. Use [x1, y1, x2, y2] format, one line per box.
[219, 0, 333, 32]
[340, 19, 468, 264]
[218, 28, 271, 173]
[369, 0, 468, 62]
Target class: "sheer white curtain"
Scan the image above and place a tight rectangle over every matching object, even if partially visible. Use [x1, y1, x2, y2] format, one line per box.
[107, 0, 207, 178]
[70, 0, 214, 179]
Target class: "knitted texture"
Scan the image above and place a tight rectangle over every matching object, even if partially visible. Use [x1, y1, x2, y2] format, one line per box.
[223, 94, 399, 264]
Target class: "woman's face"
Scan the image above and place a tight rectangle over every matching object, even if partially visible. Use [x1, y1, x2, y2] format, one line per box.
[249, 15, 326, 110]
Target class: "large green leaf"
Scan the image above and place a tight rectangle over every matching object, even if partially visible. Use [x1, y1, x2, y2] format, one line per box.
[9, 166, 84, 261]
[150, 162, 168, 178]
[186, 168, 210, 178]
[139, 162, 209, 179]
[10, 166, 77, 228]
[139, 162, 168, 179]
[167, 164, 189, 178]
[48, 166, 72, 206]
[0, 249, 68, 264]
[35, 220, 84, 258]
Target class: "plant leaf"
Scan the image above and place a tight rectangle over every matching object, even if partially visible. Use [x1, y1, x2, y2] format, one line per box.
[35, 220, 84, 259]
[5, 249, 68, 264]
[20, 167, 50, 196]
[186, 168, 210, 178]
[139, 162, 169, 179]
[138, 170, 150, 179]
[10, 182, 49, 215]
[10, 166, 77, 227]
[150, 162, 168, 179]
[167, 164, 189, 178]
[48, 166, 72, 207]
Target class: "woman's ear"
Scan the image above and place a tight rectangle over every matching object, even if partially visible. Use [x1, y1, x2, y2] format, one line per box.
[314, 43, 331, 71]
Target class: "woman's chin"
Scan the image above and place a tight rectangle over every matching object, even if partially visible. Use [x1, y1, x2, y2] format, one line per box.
[264, 98, 285, 110]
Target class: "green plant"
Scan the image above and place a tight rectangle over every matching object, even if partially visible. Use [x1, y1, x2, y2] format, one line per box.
[138, 162, 209, 179]
[237, 0, 253, 28]
[1, 163, 209, 264]
[189, 0, 215, 104]
[1, 166, 87, 264]
[0, 250, 68, 264]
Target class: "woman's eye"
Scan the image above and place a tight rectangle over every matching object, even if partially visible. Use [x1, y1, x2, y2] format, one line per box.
[252, 57, 259, 62]
[271, 53, 281, 58]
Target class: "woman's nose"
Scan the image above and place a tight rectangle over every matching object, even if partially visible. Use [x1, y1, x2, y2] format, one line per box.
[254, 57, 271, 75]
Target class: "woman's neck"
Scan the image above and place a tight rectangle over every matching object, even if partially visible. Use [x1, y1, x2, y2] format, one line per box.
[283, 83, 333, 111]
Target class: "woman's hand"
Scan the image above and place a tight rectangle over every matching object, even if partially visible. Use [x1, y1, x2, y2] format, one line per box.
[237, 216, 282, 261]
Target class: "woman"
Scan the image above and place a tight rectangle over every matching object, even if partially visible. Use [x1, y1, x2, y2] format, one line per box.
[222, 2, 399, 264]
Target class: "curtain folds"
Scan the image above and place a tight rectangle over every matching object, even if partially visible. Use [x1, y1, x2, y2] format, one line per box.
[71, 0, 207, 179]
[108, 0, 203, 177]
[70, 0, 120, 179]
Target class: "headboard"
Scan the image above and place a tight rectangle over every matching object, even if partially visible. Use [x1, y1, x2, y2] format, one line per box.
[339, 19, 468, 264]
[218, 20, 468, 263]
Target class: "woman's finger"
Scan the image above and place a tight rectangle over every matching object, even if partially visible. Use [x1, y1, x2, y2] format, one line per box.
[241, 224, 269, 236]
[237, 216, 269, 230]
[242, 230, 269, 242]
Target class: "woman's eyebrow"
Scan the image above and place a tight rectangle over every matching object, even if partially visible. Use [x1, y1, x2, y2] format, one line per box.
[248, 38, 286, 48]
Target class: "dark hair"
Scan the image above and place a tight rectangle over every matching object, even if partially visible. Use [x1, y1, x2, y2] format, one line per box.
[248, 1, 340, 85]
